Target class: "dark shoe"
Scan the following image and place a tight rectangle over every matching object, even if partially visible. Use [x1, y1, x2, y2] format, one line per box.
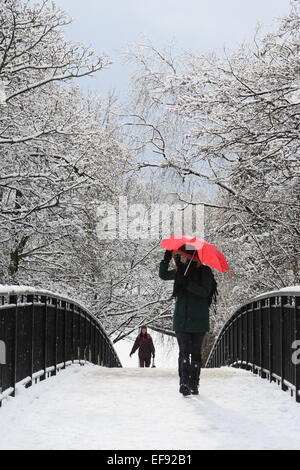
[179, 383, 191, 396]
[190, 387, 199, 395]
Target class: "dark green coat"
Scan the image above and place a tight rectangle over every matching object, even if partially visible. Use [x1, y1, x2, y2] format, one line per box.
[159, 260, 213, 333]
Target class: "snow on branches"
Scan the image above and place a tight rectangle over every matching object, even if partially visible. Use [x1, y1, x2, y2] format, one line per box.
[0, 0, 130, 320]
[124, 2, 300, 333]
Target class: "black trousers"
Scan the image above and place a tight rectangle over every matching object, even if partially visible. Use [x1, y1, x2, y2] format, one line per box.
[175, 331, 206, 364]
[175, 331, 206, 386]
[139, 357, 151, 367]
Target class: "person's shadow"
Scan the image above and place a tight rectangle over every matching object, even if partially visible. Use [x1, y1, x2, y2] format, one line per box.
[181, 390, 295, 450]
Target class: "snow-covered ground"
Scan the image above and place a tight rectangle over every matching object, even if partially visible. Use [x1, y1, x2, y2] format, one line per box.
[0, 330, 300, 450]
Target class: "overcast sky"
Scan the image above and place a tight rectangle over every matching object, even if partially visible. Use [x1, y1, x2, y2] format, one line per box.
[54, 0, 293, 100]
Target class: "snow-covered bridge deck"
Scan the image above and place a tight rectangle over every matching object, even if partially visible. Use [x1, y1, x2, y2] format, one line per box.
[1, 363, 300, 450]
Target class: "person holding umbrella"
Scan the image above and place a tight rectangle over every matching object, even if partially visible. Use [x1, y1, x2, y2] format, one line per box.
[129, 325, 155, 367]
[159, 237, 224, 396]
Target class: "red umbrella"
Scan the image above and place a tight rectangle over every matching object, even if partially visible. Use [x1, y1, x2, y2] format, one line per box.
[160, 235, 230, 273]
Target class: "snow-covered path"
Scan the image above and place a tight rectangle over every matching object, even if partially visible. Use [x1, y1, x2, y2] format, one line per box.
[1, 363, 300, 450]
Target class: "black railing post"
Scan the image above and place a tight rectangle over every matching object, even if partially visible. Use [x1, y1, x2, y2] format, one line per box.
[101, 332, 104, 366]
[27, 294, 34, 387]
[269, 297, 275, 383]
[90, 319, 93, 363]
[280, 295, 288, 391]
[94, 324, 97, 364]
[259, 300, 262, 376]
[96, 327, 99, 365]
[220, 333, 223, 365]
[222, 329, 226, 366]
[239, 313, 242, 366]
[101, 337, 104, 366]
[230, 322, 233, 365]
[78, 308, 82, 363]
[82, 312, 86, 364]
[93, 325, 97, 365]
[81, 310, 86, 365]
[100, 333, 103, 366]
[62, 301, 67, 368]
[85, 312, 88, 363]
[225, 327, 229, 365]
[233, 319, 236, 364]
[78, 309, 81, 363]
[10, 294, 18, 397]
[244, 309, 248, 367]
[294, 296, 300, 403]
[53, 297, 58, 376]
[71, 303, 75, 362]
[41, 296, 47, 381]
[260, 300, 266, 379]
[251, 302, 255, 374]
[99, 328, 102, 365]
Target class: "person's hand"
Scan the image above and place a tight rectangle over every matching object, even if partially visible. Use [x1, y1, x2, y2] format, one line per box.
[163, 250, 172, 263]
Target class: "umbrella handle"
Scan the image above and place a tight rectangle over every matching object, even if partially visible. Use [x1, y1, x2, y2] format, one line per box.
[184, 249, 197, 276]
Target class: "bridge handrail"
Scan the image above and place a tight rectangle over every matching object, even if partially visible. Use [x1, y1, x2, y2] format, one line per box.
[0, 284, 113, 347]
[0, 285, 122, 404]
[205, 286, 300, 402]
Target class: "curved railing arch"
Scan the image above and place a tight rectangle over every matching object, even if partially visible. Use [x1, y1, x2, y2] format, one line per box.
[206, 288, 300, 402]
[0, 286, 121, 404]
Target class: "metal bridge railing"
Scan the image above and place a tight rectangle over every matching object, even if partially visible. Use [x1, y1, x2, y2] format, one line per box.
[0, 286, 122, 405]
[206, 288, 300, 402]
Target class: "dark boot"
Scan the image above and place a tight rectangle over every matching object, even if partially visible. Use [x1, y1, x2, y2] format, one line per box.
[178, 355, 191, 396]
[189, 361, 201, 395]
[178, 356, 182, 385]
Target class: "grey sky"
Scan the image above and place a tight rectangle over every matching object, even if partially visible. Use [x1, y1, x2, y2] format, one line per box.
[54, 0, 293, 100]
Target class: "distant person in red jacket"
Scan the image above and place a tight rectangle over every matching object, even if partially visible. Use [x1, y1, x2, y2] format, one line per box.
[129, 325, 155, 367]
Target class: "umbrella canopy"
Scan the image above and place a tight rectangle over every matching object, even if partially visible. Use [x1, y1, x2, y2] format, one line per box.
[160, 235, 230, 273]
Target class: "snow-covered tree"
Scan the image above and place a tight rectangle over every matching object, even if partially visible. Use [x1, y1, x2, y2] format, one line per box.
[0, 0, 189, 342]
[0, 0, 131, 321]
[123, 1, 300, 337]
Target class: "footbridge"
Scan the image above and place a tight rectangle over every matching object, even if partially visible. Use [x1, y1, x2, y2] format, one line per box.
[1, 285, 300, 450]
